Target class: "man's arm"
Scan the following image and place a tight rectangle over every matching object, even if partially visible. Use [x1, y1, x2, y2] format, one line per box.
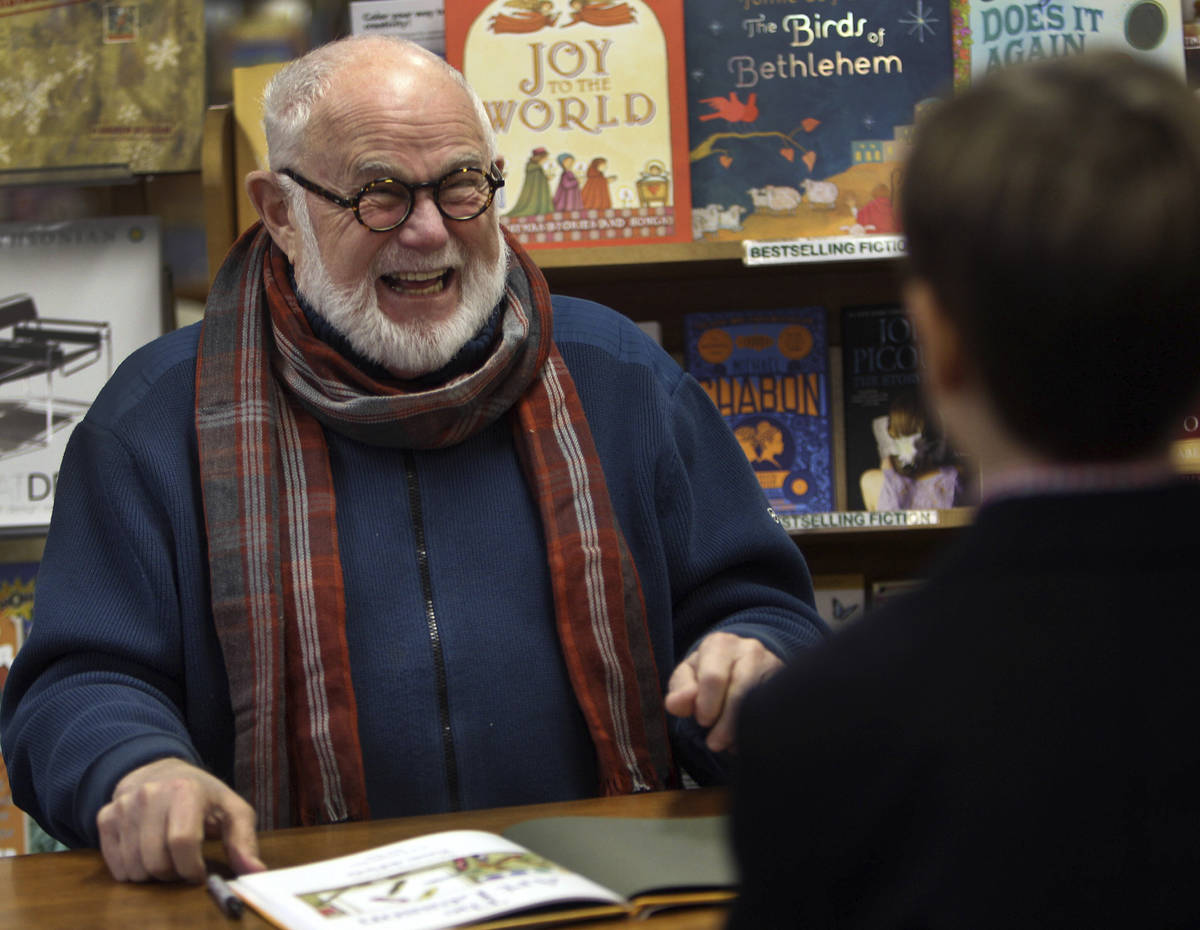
[1, 336, 237, 859]
[657, 373, 828, 757]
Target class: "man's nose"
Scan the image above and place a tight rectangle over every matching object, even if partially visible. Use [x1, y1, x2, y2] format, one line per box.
[394, 189, 451, 247]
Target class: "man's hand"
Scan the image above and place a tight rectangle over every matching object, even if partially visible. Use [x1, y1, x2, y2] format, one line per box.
[96, 757, 267, 883]
[664, 632, 783, 754]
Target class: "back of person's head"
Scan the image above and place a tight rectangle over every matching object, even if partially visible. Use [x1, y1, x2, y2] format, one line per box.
[900, 52, 1200, 462]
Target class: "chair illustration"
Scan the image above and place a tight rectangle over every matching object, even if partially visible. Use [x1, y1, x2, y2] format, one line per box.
[0, 293, 112, 456]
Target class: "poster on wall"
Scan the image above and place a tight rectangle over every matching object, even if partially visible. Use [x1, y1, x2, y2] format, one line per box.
[0, 2, 204, 176]
[0, 217, 165, 530]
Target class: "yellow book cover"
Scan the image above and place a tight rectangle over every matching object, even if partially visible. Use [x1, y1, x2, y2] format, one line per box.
[446, 0, 693, 250]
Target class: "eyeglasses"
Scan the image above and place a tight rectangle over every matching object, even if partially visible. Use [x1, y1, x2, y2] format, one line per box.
[279, 166, 505, 232]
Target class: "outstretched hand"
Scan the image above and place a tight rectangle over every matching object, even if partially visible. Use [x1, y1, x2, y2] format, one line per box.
[96, 757, 267, 883]
[663, 631, 783, 753]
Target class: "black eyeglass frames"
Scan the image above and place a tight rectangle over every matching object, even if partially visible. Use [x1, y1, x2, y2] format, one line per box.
[279, 165, 505, 232]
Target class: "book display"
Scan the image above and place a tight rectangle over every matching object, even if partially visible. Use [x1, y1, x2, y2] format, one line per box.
[445, 0, 693, 250]
[0, 1, 205, 177]
[229, 814, 735, 929]
[683, 307, 835, 515]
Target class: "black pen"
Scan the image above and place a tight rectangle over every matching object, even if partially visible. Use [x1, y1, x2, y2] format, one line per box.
[206, 872, 245, 919]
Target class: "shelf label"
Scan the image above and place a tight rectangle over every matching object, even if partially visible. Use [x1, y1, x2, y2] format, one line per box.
[742, 235, 906, 266]
[779, 509, 939, 531]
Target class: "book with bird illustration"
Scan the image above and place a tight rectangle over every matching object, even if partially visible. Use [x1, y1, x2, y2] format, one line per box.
[683, 307, 834, 515]
[445, 0, 693, 250]
[684, 0, 953, 245]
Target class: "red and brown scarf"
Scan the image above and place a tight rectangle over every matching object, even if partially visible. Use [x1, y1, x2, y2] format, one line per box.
[196, 224, 676, 828]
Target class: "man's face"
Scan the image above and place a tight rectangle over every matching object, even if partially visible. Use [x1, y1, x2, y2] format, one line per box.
[286, 54, 507, 379]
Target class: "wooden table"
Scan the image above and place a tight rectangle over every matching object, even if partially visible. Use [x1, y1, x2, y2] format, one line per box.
[0, 788, 730, 929]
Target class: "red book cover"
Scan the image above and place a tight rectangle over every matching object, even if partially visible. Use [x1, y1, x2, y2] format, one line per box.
[446, 0, 692, 250]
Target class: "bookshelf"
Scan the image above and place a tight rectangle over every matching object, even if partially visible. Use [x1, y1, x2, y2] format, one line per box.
[535, 246, 971, 587]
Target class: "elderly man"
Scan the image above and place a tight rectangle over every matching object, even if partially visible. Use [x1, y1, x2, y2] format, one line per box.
[1, 36, 823, 884]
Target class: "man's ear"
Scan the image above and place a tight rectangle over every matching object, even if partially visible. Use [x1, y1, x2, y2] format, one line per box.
[903, 278, 968, 397]
[245, 169, 300, 261]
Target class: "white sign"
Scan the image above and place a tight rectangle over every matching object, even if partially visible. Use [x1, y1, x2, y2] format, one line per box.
[779, 509, 940, 532]
[350, 1, 445, 56]
[742, 234, 906, 266]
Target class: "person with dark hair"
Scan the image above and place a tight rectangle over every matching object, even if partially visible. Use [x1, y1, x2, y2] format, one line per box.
[728, 51, 1200, 929]
[0, 35, 823, 886]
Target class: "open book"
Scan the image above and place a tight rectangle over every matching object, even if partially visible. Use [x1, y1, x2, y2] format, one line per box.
[228, 815, 737, 929]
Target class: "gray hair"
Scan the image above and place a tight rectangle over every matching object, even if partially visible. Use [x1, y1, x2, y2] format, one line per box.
[260, 35, 497, 171]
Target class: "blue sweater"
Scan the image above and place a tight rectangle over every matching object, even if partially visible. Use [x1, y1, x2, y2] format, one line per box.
[1, 295, 824, 848]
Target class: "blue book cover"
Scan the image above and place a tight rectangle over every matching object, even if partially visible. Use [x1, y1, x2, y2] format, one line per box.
[951, 0, 1185, 89]
[684, 307, 834, 515]
[684, 0, 953, 244]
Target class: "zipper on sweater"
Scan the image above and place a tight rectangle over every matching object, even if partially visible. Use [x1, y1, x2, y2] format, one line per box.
[403, 450, 462, 811]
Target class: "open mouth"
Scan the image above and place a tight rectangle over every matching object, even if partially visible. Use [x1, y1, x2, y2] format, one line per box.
[381, 269, 452, 296]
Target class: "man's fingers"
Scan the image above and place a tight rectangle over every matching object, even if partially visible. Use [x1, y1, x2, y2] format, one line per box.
[216, 797, 267, 874]
[162, 788, 209, 883]
[663, 660, 699, 716]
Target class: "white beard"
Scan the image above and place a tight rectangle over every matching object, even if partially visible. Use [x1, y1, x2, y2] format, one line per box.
[290, 195, 508, 378]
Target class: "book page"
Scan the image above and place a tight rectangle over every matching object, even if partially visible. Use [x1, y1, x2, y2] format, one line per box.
[230, 829, 627, 930]
[501, 815, 737, 903]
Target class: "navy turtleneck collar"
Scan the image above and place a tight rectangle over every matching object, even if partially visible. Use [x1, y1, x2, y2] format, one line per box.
[288, 265, 503, 388]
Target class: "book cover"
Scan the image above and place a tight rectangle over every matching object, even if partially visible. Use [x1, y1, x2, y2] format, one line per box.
[950, 0, 1186, 89]
[869, 576, 923, 612]
[0, 559, 62, 856]
[684, 307, 835, 515]
[229, 815, 734, 929]
[1170, 403, 1200, 480]
[445, 0, 693, 250]
[0, 1, 204, 175]
[0, 561, 34, 858]
[812, 572, 867, 631]
[684, 0, 953, 246]
[841, 304, 975, 512]
[0, 218, 166, 529]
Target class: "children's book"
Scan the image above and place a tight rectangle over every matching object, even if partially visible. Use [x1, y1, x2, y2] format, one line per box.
[841, 304, 975, 513]
[445, 0, 693, 250]
[950, 0, 1185, 88]
[683, 307, 834, 515]
[683, 0, 953, 246]
[228, 814, 735, 930]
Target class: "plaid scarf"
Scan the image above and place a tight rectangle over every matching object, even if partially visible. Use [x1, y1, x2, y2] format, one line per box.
[196, 223, 676, 829]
